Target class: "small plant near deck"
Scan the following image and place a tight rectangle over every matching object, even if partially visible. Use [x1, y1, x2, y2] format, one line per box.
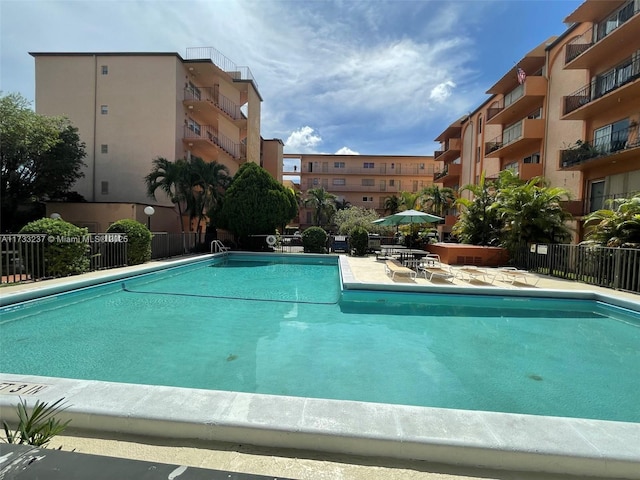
[302, 226, 328, 253]
[107, 219, 151, 265]
[2, 397, 70, 447]
[349, 227, 369, 256]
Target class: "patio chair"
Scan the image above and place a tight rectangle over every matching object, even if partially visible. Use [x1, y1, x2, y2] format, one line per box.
[456, 266, 496, 284]
[385, 259, 417, 280]
[419, 264, 454, 282]
[497, 267, 540, 286]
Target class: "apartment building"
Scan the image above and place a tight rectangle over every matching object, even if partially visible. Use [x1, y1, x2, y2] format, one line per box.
[31, 48, 273, 232]
[557, 0, 640, 224]
[434, 0, 640, 241]
[285, 153, 438, 229]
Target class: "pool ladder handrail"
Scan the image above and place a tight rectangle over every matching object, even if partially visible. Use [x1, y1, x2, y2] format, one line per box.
[211, 240, 230, 254]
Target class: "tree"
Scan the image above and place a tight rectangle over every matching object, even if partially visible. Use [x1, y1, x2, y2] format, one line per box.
[304, 187, 336, 227]
[453, 172, 502, 246]
[583, 193, 640, 247]
[187, 157, 230, 236]
[399, 191, 420, 210]
[1, 93, 86, 232]
[496, 175, 573, 252]
[383, 195, 400, 214]
[219, 162, 297, 247]
[333, 206, 380, 235]
[420, 185, 456, 217]
[145, 157, 190, 233]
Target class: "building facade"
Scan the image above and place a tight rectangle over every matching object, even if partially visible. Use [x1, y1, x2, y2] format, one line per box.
[434, 0, 640, 241]
[30, 48, 276, 232]
[285, 153, 438, 230]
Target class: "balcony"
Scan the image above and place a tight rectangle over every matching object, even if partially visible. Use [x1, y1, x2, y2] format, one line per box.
[565, 1, 639, 69]
[563, 57, 640, 120]
[519, 162, 544, 181]
[183, 125, 246, 161]
[484, 119, 545, 158]
[559, 123, 640, 171]
[183, 86, 245, 127]
[434, 163, 462, 184]
[301, 165, 433, 176]
[320, 184, 401, 193]
[434, 138, 461, 163]
[486, 76, 547, 126]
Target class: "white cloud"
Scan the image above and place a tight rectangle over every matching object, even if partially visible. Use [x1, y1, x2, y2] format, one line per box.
[335, 147, 360, 155]
[430, 81, 456, 102]
[284, 126, 323, 153]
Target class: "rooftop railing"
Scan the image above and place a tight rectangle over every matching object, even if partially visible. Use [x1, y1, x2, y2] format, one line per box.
[185, 47, 258, 89]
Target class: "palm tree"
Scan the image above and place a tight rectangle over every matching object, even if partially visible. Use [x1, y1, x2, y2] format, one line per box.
[453, 172, 502, 246]
[383, 195, 400, 214]
[187, 157, 230, 238]
[399, 191, 420, 210]
[420, 185, 456, 217]
[304, 187, 336, 227]
[583, 193, 640, 247]
[145, 157, 190, 232]
[496, 175, 573, 252]
[335, 198, 351, 211]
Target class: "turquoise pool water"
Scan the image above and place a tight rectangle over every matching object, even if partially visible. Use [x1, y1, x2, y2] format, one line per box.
[1, 254, 639, 423]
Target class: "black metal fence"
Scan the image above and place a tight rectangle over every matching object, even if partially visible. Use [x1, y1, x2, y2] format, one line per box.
[512, 243, 640, 293]
[1, 232, 203, 284]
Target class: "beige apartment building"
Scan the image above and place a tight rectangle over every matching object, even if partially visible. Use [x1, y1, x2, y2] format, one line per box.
[285, 153, 439, 230]
[434, 0, 640, 241]
[31, 48, 277, 232]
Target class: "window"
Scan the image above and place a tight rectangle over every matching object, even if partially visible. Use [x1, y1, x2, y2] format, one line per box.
[476, 146, 481, 163]
[594, 118, 630, 154]
[419, 163, 425, 170]
[389, 179, 395, 186]
[101, 65, 108, 75]
[527, 108, 542, 119]
[523, 153, 540, 164]
[101, 144, 108, 154]
[588, 180, 606, 212]
[361, 179, 375, 186]
[100, 105, 108, 115]
[478, 116, 483, 134]
[101, 181, 109, 195]
[363, 162, 374, 168]
[187, 81, 201, 100]
[187, 118, 201, 135]
[333, 178, 346, 185]
[362, 196, 373, 202]
[504, 161, 519, 174]
[312, 178, 319, 185]
[334, 162, 345, 168]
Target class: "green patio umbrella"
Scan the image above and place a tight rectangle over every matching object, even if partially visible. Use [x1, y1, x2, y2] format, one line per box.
[372, 209, 442, 247]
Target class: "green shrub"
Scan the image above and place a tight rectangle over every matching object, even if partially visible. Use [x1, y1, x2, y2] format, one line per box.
[302, 227, 327, 253]
[19, 218, 90, 276]
[2, 397, 70, 447]
[349, 226, 369, 256]
[106, 219, 151, 265]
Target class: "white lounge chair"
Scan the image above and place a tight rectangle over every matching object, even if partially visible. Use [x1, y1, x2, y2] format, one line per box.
[498, 267, 540, 286]
[456, 266, 496, 284]
[419, 265, 454, 282]
[385, 259, 417, 280]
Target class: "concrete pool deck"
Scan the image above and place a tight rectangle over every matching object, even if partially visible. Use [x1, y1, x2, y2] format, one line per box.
[1, 253, 639, 480]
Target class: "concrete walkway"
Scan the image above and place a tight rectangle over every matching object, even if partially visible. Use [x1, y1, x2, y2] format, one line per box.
[2, 254, 639, 480]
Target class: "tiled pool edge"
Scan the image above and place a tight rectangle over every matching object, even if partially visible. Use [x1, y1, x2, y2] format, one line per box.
[1, 254, 639, 478]
[0, 374, 639, 479]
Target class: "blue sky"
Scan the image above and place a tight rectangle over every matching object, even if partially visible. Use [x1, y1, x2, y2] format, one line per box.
[1, 0, 582, 157]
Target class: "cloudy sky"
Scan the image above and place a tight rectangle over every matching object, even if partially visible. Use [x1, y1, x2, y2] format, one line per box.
[1, 0, 582, 157]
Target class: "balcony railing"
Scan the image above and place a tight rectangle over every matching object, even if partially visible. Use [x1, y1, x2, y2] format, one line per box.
[565, 1, 638, 64]
[183, 125, 246, 161]
[185, 47, 258, 89]
[564, 56, 640, 115]
[184, 86, 243, 120]
[560, 123, 640, 168]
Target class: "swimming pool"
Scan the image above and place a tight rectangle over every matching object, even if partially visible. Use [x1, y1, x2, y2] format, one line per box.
[2, 253, 639, 423]
[1, 253, 640, 477]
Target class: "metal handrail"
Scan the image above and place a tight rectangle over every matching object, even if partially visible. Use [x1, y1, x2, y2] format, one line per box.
[183, 86, 243, 120]
[185, 47, 258, 89]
